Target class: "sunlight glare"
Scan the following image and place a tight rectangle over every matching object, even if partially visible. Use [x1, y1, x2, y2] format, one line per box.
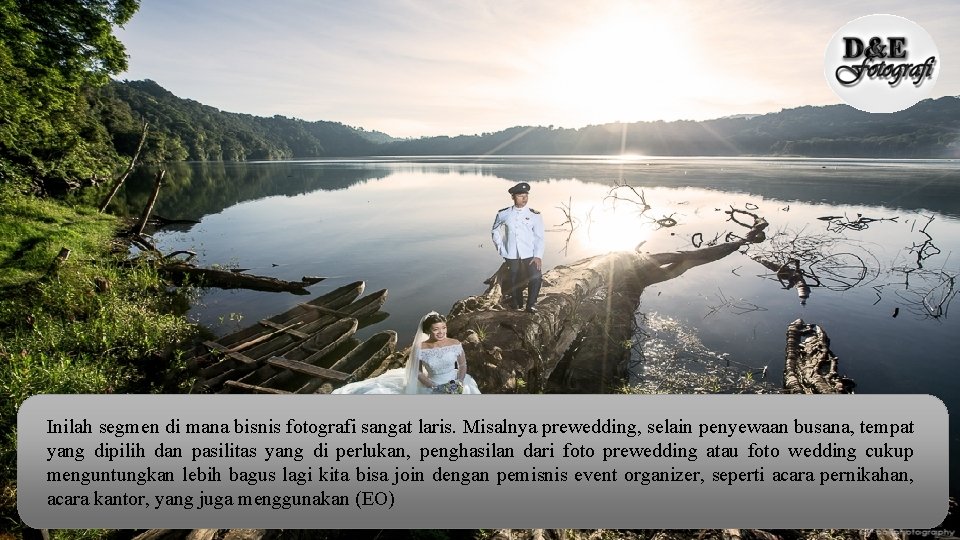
[573, 203, 651, 253]
[611, 153, 645, 162]
[536, 7, 701, 125]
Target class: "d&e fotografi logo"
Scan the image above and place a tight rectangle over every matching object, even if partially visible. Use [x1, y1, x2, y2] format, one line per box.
[824, 14, 940, 113]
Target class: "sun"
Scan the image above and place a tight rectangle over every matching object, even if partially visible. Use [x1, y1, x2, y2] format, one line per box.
[571, 202, 653, 253]
[533, 7, 704, 125]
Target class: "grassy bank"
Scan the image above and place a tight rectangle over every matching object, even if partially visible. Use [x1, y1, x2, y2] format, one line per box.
[0, 187, 196, 533]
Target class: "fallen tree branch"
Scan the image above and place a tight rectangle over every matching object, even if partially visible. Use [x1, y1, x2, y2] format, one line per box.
[134, 169, 165, 237]
[158, 263, 324, 294]
[149, 214, 201, 227]
[447, 210, 770, 393]
[100, 121, 149, 213]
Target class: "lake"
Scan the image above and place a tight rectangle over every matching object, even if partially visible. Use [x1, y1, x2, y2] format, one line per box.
[113, 156, 960, 498]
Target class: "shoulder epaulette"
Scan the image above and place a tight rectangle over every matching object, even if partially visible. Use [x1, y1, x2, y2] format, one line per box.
[498, 206, 511, 212]
[529, 208, 540, 214]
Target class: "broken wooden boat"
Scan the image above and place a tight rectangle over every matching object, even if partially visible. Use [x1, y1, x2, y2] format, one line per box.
[325, 330, 399, 383]
[224, 330, 398, 395]
[227, 317, 359, 392]
[188, 283, 388, 392]
[297, 329, 398, 394]
[187, 280, 364, 372]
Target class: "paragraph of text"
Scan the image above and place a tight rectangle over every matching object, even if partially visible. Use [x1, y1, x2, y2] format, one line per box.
[17, 394, 948, 529]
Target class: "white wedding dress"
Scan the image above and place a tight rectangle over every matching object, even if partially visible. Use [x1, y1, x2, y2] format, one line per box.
[333, 342, 482, 394]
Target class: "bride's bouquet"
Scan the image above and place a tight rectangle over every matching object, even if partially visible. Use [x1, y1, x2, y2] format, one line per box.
[432, 380, 464, 394]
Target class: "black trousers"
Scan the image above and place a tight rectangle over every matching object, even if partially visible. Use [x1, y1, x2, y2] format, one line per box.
[505, 257, 542, 309]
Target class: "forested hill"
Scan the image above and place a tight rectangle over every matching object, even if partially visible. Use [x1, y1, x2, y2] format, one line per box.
[380, 97, 960, 158]
[96, 79, 395, 161]
[101, 80, 960, 160]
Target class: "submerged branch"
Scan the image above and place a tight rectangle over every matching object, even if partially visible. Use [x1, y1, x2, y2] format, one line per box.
[158, 263, 325, 294]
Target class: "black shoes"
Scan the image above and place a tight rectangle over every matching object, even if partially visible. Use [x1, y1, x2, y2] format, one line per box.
[525, 306, 538, 313]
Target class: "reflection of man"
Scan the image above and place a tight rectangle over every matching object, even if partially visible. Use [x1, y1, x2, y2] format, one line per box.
[491, 182, 545, 313]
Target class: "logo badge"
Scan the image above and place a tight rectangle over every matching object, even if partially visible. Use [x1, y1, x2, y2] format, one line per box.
[824, 14, 940, 113]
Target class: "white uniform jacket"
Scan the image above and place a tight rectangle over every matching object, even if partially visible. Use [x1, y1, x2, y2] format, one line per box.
[491, 205, 545, 259]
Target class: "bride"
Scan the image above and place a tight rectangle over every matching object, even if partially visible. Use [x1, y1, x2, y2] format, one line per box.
[332, 311, 482, 394]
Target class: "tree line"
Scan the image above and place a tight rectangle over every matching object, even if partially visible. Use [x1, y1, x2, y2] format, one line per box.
[98, 79, 960, 163]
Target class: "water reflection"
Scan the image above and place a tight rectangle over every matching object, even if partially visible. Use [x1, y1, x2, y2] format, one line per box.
[110, 157, 960, 220]
[891, 216, 959, 320]
[107, 161, 391, 220]
[109, 157, 960, 342]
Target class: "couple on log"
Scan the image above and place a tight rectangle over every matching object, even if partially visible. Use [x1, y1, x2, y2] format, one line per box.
[335, 182, 544, 396]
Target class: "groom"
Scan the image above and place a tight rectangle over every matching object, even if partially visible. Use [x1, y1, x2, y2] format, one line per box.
[491, 182, 545, 313]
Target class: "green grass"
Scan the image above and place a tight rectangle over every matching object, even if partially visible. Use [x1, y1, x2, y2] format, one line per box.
[0, 191, 116, 289]
[0, 189, 197, 533]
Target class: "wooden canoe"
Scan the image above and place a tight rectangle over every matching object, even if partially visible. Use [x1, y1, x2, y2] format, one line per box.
[306, 288, 389, 322]
[238, 287, 387, 365]
[229, 317, 359, 391]
[293, 330, 399, 394]
[223, 330, 397, 395]
[187, 280, 364, 373]
[215, 280, 364, 347]
[189, 285, 390, 393]
[327, 330, 398, 382]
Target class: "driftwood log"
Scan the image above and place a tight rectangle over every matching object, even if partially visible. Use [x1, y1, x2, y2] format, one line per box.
[149, 214, 201, 227]
[352, 206, 857, 398]
[443, 212, 769, 394]
[158, 263, 325, 294]
[783, 319, 855, 394]
[751, 256, 811, 305]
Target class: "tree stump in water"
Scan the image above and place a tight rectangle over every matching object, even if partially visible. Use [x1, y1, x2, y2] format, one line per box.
[445, 218, 766, 394]
[783, 319, 855, 394]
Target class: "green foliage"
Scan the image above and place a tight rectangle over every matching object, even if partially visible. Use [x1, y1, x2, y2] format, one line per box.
[0, 0, 138, 192]
[95, 79, 385, 162]
[15, 0, 137, 82]
[0, 192, 114, 287]
[92, 79, 960, 162]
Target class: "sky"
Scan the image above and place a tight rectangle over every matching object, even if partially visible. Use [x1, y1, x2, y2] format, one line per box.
[115, 0, 960, 139]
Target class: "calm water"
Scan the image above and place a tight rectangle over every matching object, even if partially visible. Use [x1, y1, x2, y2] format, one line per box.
[115, 156, 960, 496]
